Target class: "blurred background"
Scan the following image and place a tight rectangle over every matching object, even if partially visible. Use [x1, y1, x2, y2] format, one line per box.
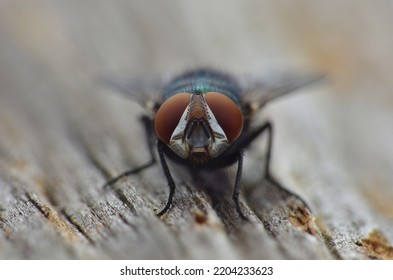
[0, 0, 392, 259]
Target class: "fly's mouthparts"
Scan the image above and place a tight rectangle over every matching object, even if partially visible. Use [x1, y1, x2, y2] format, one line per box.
[190, 147, 209, 166]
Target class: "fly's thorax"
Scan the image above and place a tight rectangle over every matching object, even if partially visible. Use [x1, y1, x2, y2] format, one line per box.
[154, 91, 243, 165]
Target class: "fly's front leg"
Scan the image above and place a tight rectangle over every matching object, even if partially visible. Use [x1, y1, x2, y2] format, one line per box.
[262, 122, 273, 179]
[249, 121, 309, 207]
[233, 121, 273, 178]
[233, 153, 247, 220]
[103, 115, 156, 189]
[245, 121, 282, 182]
[156, 141, 176, 216]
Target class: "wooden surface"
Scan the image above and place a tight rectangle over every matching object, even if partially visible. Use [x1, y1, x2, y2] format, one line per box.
[1, 1, 393, 259]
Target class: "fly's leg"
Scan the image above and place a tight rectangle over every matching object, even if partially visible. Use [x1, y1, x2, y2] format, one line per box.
[262, 122, 273, 179]
[103, 161, 155, 188]
[103, 115, 156, 189]
[156, 141, 176, 216]
[233, 121, 274, 177]
[231, 121, 273, 175]
[230, 120, 305, 217]
[226, 122, 273, 219]
[250, 121, 310, 208]
[233, 153, 247, 220]
[244, 121, 286, 182]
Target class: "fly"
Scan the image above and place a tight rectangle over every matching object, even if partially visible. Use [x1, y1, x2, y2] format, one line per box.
[103, 68, 322, 219]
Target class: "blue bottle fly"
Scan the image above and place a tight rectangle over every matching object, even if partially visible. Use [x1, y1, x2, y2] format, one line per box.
[103, 68, 321, 218]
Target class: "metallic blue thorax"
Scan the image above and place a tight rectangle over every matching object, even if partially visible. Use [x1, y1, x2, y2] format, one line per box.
[163, 69, 242, 105]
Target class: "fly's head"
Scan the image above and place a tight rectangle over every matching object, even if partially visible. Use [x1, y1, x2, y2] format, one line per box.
[154, 92, 243, 165]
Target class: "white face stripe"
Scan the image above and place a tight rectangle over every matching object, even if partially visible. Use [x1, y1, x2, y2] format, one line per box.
[168, 93, 230, 159]
[168, 100, 191, 158]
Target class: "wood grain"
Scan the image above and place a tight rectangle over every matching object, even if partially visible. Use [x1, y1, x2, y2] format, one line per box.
[0, 0, 392, 259]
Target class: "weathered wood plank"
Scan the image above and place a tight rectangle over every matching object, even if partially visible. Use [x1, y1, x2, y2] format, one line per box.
[0, 1, 392, 260]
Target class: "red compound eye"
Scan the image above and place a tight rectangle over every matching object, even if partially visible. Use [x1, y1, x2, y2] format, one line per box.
[205, 92, 243, 143]
[155, 93, 190, 144]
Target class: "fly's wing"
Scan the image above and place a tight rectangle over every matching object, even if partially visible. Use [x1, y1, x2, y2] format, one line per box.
[239, 71, 325, 112]
[99, 74, 166, 114]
